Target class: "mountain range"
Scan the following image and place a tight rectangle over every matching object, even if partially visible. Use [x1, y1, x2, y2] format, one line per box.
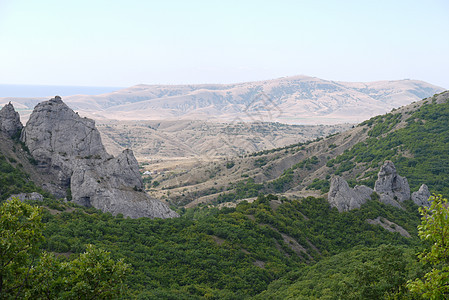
[0, 75, 444, 125]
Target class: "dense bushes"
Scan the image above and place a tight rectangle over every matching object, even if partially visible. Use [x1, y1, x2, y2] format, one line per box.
[38, 194, 422, 298]
[0, 154, 48, 201]
[0, 199, 129, 299]
[257, 244, 424, 299]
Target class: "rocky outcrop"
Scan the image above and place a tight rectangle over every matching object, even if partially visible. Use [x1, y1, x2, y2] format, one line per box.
[328, 176, 373, 212]
[7, 192, 44, 202]
[328, 161, 430, 212]
[21, 96, 109, 187]
[374, 161, 410, 208]
[366, 217, 411, 238]
[21, 96, 178, 219]
[0, 102, 23, 138]
[411, 184, 431, 207]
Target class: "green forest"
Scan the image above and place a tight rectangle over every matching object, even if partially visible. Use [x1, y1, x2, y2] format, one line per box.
[328, 97, 449, 195]
[2, 192, 448, 299]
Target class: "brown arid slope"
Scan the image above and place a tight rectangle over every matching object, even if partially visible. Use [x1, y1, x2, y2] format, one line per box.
[97, 120, 352, 159]
[148, 123, 369, 207]
[95, 120, 351, 186]
[1, 75, 444, 125]
[149, 91, 449, 208]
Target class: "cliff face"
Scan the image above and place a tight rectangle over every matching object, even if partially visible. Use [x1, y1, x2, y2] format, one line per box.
[21, 96, 178, 219]
[21, 96, 109, 188]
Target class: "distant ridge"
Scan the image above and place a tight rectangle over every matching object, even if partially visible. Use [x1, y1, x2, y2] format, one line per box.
[1, 75, 444, 124]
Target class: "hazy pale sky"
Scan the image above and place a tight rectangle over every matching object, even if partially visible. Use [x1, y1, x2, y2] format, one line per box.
[1, 0, 448, 88]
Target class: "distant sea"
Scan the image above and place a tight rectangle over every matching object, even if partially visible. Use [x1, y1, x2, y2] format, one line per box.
[0, 84, 123, 98]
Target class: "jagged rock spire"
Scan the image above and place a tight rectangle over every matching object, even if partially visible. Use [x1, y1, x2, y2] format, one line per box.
[21, 96, 178, 219]
[374, 160, 410, 207]
[411, 184, 431, 207]
[0, 102, 23, 138]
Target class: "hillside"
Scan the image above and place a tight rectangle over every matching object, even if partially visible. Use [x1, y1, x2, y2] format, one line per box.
[0, 130, 426, 298]
[97, 120, 351, 160]
[151, 91, 449, 207]
[0, 75, 444, 125]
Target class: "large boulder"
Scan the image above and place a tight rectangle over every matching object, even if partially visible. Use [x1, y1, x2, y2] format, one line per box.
[21, 96, 178, 219]
[0, 102, 23, 138]
[328, 176, 373, 212]
[411, 184, 431, 207]
[374, 161, 410, 207]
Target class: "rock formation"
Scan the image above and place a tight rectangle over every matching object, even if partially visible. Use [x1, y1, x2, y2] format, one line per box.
[0, 102, 23, 138]
[374, 161, 410, 208]
[21, 96, 109, 187]
[328, 176, 373, 212]
[366, 217, 411, 238]
[328, 160, 430, 212]
[411, 184, 431, 207]
[21, 96, 178, 219]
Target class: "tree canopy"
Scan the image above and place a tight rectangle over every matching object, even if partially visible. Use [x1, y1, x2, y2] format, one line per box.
[0, 198, 130, 299]
[407, 194, 449, 299]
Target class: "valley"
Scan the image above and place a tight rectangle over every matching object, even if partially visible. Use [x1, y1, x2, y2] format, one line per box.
[3, 0, 449, 297]
[1, 87, 448, 299]
[147, 91, 449, 210]
[96, 119, 352, 177]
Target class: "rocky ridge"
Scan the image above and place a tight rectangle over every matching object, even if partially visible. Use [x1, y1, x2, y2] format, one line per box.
[14, 97, 178, 219]
[2, 76, 444, 125]
[328, 161, 430, 212]
[327, 177, 374, 212]
[366, 217, 411, 238]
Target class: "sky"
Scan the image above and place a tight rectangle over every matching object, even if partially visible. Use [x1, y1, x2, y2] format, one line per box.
[0, 0, 448, 89]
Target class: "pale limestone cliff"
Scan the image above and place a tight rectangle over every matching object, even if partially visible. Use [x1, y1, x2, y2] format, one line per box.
[411, 184, 431, 207]
[328, 176, 373, 212]
[7, 192, 44, 202]
[374, 160, 410, 208]
[0, 102, 23, 138]
[21, 96, 178, 219]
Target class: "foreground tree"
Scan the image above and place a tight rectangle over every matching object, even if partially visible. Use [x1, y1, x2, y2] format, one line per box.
[29, 245, 130, 299]
[0, 199, 130, 299]
[0, 198, 44, 297]
[407, 194, 449, 299]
